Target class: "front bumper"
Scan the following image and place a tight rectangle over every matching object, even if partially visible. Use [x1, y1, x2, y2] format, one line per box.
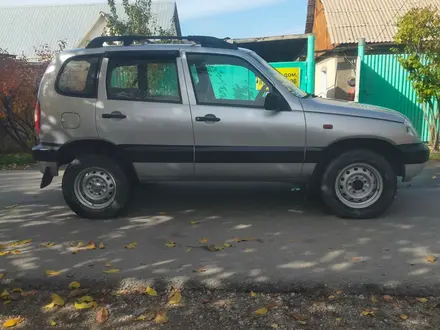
[397, 143, 430, 182]
[32, 144, 60, 188]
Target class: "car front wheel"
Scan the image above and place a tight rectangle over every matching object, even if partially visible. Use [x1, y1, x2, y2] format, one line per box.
[320, 149, 397, 219]
[62, 155, 131, 219]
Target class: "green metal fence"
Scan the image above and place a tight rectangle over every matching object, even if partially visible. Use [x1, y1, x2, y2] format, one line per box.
[358, 54, 429, 141]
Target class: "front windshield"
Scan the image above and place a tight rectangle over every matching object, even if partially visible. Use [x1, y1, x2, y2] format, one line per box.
[248, 51, 307, 98]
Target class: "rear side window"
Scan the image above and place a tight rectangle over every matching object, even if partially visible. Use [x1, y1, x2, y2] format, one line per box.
[106, 57, 181, 103]
[56, 56, 100, 98]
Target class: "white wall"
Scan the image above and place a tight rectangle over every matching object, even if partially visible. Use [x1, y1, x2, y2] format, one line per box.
[78, 16, 107, 48]
[314, 57, 337, 99]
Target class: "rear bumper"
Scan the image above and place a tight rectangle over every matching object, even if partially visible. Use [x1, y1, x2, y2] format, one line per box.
[398, 143, 430, 182]
[32, 144, 59, 177]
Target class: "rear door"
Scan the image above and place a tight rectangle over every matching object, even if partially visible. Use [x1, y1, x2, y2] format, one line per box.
[96, 51, 194, 180]
[182, 51, 306, 179]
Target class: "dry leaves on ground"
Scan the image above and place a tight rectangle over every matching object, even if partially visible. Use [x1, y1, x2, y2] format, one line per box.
[145, 286, 158, 296]
[3, 318, 24, 327]
[0, 273, 4, 280]
[400, 314, 409, 320]
[383, 295, 393, 302]
[361, 309, 375, 317]
[168, 289, 182, 305]
[99, 242, 105, 249]
[189, 220, 201, 225]
[8, 239, 31, 247]
[416, 297, 428, 303]
[45, 293, 65, 309]
[45, 270, 61, 277]
[250, 291, 257, 297]
[136, 310, 156, 321]
[103, 269, 120, 274]
[426, 255, 437, 263]
[165, 241, 176, 248]
[74, 296, 98, 310]
[125, 242, 137, 249]
[96, 307, 109, 324]
[194, 268, 208, 273]
[40, 242, 55, 247]
[68, 281, 81, 290]
[155, 310, 168, 324]
[199, 238, 208, 244]
[50, 320, 56, 326]
[255, 307, 269, 315]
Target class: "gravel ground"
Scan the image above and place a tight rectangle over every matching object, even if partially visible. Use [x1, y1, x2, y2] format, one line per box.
[1, 286, 439, 329]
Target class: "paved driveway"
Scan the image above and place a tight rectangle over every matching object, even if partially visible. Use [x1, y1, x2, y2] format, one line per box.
[1, 163, 440, 294]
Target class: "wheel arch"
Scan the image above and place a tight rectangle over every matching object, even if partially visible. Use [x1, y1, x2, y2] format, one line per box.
[311, 137, 404, 185]
[58, 139, 138, 183]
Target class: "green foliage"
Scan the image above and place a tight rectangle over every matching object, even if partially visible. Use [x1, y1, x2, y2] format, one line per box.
[394, 6, 440, 149]
[105, 0, 171, 37]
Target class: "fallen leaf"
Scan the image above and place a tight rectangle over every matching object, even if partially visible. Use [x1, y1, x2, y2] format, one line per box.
[185, 247, 191, 252]
[384, 295, 393, 302]
[207, 245, 224, 251]
[168, 289, 182, 305]
[352, 257, 361, 261]
[3, 318, 24, 327]
[298, 320, 307, 325]
[11, 288, 23, 294]
[45, 293, 65, 308]
[361, 310, 375, 317]
[85, 241, 96, 250]
[0, 273, 4, 280]
[76, 242, 84, 248]
[199, 238, 208, 244]
[426, 255, 437, 263]
[40, 242, 55, 247]
[8, 239, 31, 247]
[194, 268, 208, 273]
[293, 315, 309, 321]
[50, 320, 56, 326]
[0, 289, 9, 299]
[68, 281, 81, 290]
[104, 263, 113, 267]
[328, 295, 336, 300]
[400, 314, 409, 320]
[267, 302, 279, 310]
[125, 242, 137, 249]
[136, 311, 155, 321]
[45, 270, 61, 277]
[96, 307, 109, 324]
[270, 324, 279, 329]
[255, 307, 269, 315]
[250, 291, 257, 297]
[4, 300, 11, 305]
[0, 251, 10, 256]
[145, 286, 158, 296]
[416, 297, 428, 303]
[11, 250, 21, 255]
[233, 237, 263, 243]
[77, 296, 94, 303]
[223, 242, 232, 248]
[371, 295, 378, 303]
[155, 311, 168, 324]
[99, 242, 105, 249]
[103, 268, 120, 274]
[74, 301, 98, 310]
[189, 220, 200, 225]
[159, 212, 168, 215]
[336, 290, 344, 295]
[165, 241, 176, 248]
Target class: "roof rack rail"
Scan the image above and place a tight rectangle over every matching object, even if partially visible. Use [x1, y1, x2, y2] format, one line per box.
[86, 35, 238, 50]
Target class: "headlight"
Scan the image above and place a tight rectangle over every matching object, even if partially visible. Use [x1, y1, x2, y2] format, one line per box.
[404, 119, 418, 137]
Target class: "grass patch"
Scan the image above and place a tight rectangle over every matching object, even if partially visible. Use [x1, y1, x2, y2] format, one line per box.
[0, 153, 34, 167]
[431, 152, 440, 161]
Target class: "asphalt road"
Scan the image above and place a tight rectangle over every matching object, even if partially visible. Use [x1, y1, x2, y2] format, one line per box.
[1, 163, 440, 295]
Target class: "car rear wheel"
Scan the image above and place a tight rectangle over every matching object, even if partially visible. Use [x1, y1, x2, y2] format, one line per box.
[320, 149, 397, 219]
[62, 155, 131, 219]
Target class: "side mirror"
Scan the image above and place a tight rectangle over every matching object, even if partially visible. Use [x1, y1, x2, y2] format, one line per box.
[264, 92, 284, 111]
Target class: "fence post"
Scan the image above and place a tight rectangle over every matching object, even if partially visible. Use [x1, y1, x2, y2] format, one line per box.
[306, 34, 316, 94]
[355, 38, 365, 102]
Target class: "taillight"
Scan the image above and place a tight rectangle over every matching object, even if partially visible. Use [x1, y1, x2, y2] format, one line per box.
[34, 100, 41, 135]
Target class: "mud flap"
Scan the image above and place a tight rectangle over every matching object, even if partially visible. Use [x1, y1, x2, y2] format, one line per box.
[40, 167, 54, 189]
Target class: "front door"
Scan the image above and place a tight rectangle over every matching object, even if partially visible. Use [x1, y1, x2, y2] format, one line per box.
[182, 51, 306, 179]
[96, 51, 194, 180]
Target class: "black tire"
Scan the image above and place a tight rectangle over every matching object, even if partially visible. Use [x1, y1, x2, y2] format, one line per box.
[320, 149, 397, 219]
[62, 155, 132, 219]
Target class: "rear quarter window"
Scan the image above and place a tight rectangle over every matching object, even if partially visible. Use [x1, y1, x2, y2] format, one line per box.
[56, 56, 100, 98]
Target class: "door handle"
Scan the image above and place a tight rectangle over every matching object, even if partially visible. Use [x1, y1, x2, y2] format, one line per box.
[102, 111, 126, 119]
[196, 114, 221, 123]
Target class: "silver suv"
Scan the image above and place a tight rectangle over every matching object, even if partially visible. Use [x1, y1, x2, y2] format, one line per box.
[32, 35, 429, 219]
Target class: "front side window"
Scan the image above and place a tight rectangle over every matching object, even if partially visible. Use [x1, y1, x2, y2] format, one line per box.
[186, 53, 272, 108]
[107, 57, 181, 103]
[57, 56, 100, 97]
